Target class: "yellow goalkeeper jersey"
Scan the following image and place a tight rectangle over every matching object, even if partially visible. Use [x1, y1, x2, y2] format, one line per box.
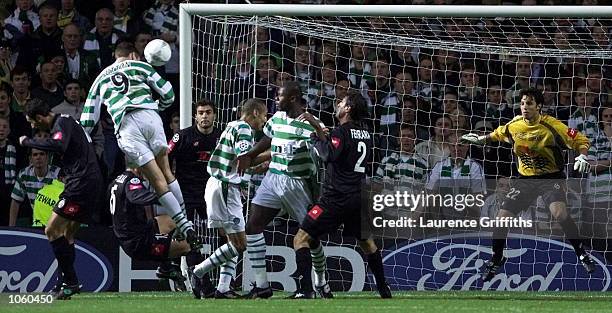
[490, 114, 590, 177]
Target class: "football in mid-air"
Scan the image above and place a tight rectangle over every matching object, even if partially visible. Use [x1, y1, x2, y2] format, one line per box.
[144, 39, 171, 67]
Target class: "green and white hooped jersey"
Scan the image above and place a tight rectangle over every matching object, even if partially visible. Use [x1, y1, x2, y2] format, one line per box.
[81, 60, 175, 134]
[207, 120, 254, 184]
[264, 111, 324, 179]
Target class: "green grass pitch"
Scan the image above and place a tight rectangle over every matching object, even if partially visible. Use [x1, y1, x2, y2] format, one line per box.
[3, 291, 612, 313]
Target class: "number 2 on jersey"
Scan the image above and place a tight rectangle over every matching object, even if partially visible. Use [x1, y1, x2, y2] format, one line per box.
[354, 141, 366, 173]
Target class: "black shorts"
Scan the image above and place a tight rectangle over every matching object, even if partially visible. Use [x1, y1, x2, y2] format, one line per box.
[120, 220, 172, 261]
[501, 172, 567, 215]
[53, 197, 90, 224]
[301, 193, 365, 240]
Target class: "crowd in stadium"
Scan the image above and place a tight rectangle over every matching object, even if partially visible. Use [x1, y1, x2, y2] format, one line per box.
[0, 0, 610, 238]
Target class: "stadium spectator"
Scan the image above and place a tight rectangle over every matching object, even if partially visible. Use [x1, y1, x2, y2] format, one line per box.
[585, 107, 612, 241]
[586, 67, 609, 107]
[84, 8, 125, 68]
[0, 116, 18, 226]
[9, 148, 60, 226]
[362, 56, 393, 107]
[375, 125, 428, 186]
[425, 132, 486, 219]
[292, 42, 315, 93]
[319, 40, 342, 69]
[555, 77, 573, 122]
[57, 0, 91, 30]
[254, 55, 279, 116]
[414, 114, 452, 168]
[168, 111, 180, 138]
[51, 78, 104, 159]
[436, 90, 460, 114]
[306, 61, 336, 120]
[0, 82, 30, 140]
[112, 0, 142, 37]
[589, 23, 610, 50]
[0, 39, 15, 85]
[27, 3, 63, 66]
[447, 106, 469, 132]
[458, 63, 483, 111]
[347, 42, 372, 88]
[62, 23, 99, 86]
[506, 56, 535, 109]
[415, 56, 441, 107]
[469, 120, 514, 178]
[50, 78, 81, 119]
[143, 0, 179, 38]
[9, 65, 31, 113]
[32, 177, 64, 227]
[471, 83, 515, 129]
[31, 61, 63, 108]
[433, 49, 460, 88]
[568, 85, 600, 143]
[3, 0, 39, 42]
[399, 95, 430, 141]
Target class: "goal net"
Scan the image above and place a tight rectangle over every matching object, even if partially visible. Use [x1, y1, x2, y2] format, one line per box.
[184, 5, 612, 292]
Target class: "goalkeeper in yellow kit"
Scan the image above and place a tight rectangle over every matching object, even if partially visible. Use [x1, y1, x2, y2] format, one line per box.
[461, 87, 596, 281]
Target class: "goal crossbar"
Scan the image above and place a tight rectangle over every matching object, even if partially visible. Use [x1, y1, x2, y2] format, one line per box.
[178, 3, 612, 128]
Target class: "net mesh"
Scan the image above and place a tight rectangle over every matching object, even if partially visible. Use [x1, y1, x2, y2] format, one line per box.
[189, 13, 612, 291]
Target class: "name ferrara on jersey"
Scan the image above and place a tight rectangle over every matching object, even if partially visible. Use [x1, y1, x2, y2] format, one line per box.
[207, 120, 254, 184]
[313, 123, 373, 195]
[266, 111, 325, 178]
[80, 60, 174, 134]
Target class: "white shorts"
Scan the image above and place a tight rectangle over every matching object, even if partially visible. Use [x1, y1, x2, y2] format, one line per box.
[251, 172, 313, 224]
[204, 176, 245, 234]
[117, 109, 168, 168]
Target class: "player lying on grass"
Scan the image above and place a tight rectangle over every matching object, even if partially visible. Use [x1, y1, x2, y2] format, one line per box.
[461, 87, 596, 281]
[290, 91, 391, 299]
[81, 41, 199, 250]
[190, 98, 269, 299]
[236, 82, 329, 299]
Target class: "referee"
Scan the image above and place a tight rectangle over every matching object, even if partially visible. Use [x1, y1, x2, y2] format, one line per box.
[462, 87, 596, 281]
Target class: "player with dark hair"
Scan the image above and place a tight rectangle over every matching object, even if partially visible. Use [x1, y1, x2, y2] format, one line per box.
[19, 98, 103, 299]
[461, 87, 596, 281]
[289, 90, 391, 299]
[236, 81, 328, 299]
[108, 167, 191, 266]
[168, 99, 220, 296]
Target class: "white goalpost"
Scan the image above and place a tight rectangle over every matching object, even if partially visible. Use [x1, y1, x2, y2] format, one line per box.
[179, 3, 612, 292]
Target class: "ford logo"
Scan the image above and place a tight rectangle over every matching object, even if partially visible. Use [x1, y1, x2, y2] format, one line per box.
[383, 233, 611, 291]
[0, 229, 113, 292]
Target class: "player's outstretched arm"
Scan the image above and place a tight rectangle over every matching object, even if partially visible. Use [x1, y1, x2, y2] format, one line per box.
[81, 82, 102, 134]
[460, 133, 488, 145]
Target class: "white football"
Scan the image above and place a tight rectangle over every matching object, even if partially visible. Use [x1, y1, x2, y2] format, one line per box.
[144, 39, 171, 67]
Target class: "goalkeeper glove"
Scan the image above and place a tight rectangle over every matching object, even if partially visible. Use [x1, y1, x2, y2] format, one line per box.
[573, 154, 590, 174]
[460, 133, 487, 145]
